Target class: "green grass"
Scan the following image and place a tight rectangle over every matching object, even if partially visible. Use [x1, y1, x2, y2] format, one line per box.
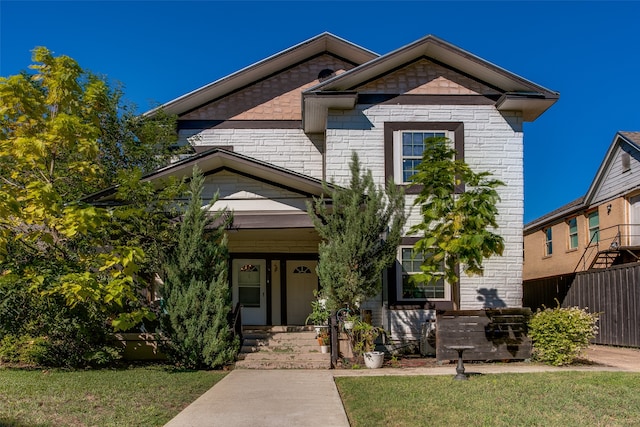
[0, 366, 226, 427]
[336, 372, 640, 427]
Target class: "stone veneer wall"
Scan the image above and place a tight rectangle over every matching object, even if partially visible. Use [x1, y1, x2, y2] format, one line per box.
[325, 104, 524, 313]
[181, 128, 324, 180]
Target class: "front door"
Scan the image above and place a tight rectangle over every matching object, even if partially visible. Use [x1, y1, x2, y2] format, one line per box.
[232, 259, 267, 325]
[286, 260, 318, 325]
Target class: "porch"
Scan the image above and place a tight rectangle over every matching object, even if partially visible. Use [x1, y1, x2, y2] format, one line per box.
[228, 228, 321, 327]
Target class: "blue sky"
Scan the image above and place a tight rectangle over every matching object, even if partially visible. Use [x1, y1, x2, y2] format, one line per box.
[1, 1, 639, 223]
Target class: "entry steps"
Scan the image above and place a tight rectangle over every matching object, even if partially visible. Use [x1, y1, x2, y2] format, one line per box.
[236, 326, 331, 369]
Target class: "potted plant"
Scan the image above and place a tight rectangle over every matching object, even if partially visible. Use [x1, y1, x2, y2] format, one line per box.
[351, 319, 385, 368]
[318, 329, 330, 354]
[306, 291, 330, 336]
[342, 314, 359, 331]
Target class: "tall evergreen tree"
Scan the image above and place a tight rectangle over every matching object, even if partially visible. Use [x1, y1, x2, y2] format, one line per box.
[308, 152, 406, 312]
[161, 166, 238, 369]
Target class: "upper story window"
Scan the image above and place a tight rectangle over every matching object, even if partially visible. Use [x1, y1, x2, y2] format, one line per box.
[544, 227, 553, 256]
[395, 131, 447, 183]
[568, 217, 578, 250]
[384, 122, 464, 194]
[622, 152, 631, 173]
[398, 247, 447, 300]
[588, 211, 600, 244]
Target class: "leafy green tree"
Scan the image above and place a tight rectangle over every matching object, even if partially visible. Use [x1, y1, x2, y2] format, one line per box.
[409, 136, 504, 309]
[0, 46, 177, 335]
[308, 152, 406, 312]
[161, 167, 238, 369]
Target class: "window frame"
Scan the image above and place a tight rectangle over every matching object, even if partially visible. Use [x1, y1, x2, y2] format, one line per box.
[393, 130, 450, 184]
[544, 227, 553, 256]
[587, 210, 600, 244]
[396, 246, 449, 301]
[567, 217, 578, 250]
[384, 122, 465, 195]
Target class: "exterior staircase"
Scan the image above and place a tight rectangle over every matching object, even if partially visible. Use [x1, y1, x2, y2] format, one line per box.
[235, 326, 331, 369]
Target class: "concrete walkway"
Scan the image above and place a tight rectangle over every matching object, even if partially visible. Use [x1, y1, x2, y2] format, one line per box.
[164, 345, 640, 427]
[164, 369, 349, 427]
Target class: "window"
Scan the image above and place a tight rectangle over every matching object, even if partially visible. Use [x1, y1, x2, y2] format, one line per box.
[384, 122, 463, 192]
[622, 153, 631, 173]
[396, 131, 446, 183]
[544, 227, 553, 256]
[588, 211, 600, 244]
[568, 218, 578, 250]
[238, 264, 261, 307]
[399, 247, 446, 300]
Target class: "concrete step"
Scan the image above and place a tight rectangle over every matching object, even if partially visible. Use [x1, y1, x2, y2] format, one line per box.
[241, 352, 330, 362]
[240, 343, 321, 353]
[237, 326, 331, 369]
[242, 331, 317, 341]
[235, 357, 331, 370]
[243, 325, 314, 333]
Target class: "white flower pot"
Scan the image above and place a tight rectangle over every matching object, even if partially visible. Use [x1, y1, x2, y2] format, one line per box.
[320, 345, 330, 354]
[364, 351, 384, 369]
[343, 321, 354, 331]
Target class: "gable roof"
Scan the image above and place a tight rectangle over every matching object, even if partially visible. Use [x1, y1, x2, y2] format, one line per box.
[525, 131, 640, 232]
[83, 148, 330, 205]
[302, 34, 559, 132]
[146, 33, 378, 118]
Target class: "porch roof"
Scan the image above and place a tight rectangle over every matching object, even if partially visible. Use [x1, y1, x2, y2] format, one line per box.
[83, 148, 331, 205]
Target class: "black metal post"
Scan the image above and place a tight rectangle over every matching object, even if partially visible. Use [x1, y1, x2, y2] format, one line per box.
[330, 311, 338, 368]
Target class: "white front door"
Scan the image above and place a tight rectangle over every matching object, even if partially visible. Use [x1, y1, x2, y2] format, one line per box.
[630, 196, 640, 246]
[286, 260, 318, 325]
[232, 259, 267, 325]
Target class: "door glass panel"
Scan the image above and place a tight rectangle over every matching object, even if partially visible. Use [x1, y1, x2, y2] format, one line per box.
[238, 264, 261, 307]
[239, 287, 260, 307]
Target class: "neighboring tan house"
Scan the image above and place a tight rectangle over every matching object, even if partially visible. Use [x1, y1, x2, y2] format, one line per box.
[524, 131, 640, 281]
[88, 33, 558, 343]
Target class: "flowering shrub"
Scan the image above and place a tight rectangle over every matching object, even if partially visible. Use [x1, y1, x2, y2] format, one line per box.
[528, 305, 599, 366]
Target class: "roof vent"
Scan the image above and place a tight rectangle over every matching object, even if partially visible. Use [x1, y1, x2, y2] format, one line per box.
[317, 68, 335, 81]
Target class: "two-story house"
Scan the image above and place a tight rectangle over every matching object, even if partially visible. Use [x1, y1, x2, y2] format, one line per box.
[90, 33, 558, 344]
[523, 132, 640, 347]
[524, 131, 640, 280]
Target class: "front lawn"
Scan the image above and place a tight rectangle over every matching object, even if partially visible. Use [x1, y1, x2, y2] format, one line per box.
[0, 366, 225, 427]
[336, 371, 640, 427]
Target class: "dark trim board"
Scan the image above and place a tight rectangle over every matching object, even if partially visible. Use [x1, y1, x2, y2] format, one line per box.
[359, 94, 498, 106]
[178, 120, 302, 130]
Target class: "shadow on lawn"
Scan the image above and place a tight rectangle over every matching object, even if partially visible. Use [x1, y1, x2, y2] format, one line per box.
[0, 416, 49, 427]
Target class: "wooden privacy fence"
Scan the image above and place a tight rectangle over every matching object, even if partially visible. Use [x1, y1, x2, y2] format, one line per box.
[523, 263, 640, 348]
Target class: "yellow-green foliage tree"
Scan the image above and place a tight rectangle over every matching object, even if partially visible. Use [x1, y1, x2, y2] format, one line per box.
[0, 47, 177, 340]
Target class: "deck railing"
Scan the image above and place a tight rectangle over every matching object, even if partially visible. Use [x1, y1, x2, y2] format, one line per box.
[574, 224, 640, 272]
